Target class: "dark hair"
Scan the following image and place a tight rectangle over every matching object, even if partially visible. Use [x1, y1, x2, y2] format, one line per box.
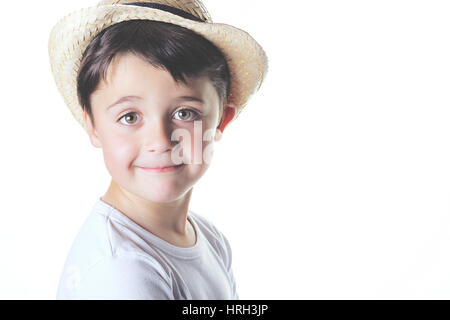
[77, 19, 230, 127]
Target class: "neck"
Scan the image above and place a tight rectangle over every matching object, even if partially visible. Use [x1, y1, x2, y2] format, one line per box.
[101, 179, 195, 246]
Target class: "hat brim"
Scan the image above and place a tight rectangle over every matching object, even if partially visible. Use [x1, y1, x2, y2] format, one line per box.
[48, 4, 268, 132]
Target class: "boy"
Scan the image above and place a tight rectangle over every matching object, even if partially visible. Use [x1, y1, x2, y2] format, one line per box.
[48, 0, 268, 299]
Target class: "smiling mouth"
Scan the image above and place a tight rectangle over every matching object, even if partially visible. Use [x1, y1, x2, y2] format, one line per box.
[137, 164, 185, 173]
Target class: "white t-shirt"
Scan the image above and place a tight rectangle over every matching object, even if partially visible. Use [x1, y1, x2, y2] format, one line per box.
[56, 198, 239, 300]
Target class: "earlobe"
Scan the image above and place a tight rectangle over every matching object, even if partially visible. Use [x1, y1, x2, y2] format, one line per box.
[214, 128, 223, 142]
[216, 103, 236, 141]
[83, 110, 102, 148]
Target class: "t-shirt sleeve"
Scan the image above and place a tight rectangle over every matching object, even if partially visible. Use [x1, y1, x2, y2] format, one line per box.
[222, 233, 239, 300]
[212, 228, 239, 300]
[72, 254, 173, 300]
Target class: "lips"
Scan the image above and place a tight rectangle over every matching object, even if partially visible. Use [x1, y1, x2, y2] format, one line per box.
[137, 163, 185, 173]
[141, 164, 183, 169]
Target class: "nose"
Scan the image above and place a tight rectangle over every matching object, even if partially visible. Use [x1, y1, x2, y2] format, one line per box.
[142, 118, 173, 154]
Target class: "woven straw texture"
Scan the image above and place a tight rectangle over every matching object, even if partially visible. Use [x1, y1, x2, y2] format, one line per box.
[48, 0, 268, 132]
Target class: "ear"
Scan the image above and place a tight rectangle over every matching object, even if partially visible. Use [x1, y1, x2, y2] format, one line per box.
[83, 110, 102, 148]
[215, 103, 236, 142]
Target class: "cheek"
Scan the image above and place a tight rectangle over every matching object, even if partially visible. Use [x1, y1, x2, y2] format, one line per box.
[201, 137, 215, 167]
[102, 135, 138, 174]
[179, 120, 216, 166]
[187, 137, 214, 184]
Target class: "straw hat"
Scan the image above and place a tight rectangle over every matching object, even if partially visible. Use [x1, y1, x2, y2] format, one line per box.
[48, 0, 268, 132]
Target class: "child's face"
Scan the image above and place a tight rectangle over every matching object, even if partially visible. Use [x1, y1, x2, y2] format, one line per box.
[84, 52, 224, 203]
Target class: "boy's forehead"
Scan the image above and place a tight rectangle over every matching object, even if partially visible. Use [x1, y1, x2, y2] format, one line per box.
[100, 52, 207, 92]
[94, 76, 214, 104]
[91, 53, 220, 109]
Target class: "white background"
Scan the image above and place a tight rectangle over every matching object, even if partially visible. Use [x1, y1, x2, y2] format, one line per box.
[1, 0, 450, 299]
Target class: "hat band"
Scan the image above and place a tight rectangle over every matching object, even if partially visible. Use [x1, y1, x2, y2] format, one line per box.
[123, 2, 205, 22]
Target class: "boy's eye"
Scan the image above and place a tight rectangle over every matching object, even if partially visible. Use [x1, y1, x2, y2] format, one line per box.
[174, 109, 199, 121]
[117, 108, 199, 126]
[118, 112, 140, 125]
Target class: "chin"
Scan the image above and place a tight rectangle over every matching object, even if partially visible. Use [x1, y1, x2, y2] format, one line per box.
[139, 186, 190, 203]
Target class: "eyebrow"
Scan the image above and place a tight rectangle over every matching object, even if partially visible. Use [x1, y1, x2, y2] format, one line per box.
[107, 95, 204, 111]
[175, 96, 204, 104]
[107, 95, 142, 110]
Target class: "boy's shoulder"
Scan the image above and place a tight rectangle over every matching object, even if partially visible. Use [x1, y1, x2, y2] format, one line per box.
[57, 199, 234, 299]
[62, 198, 171, 265]
[188, 210, 233, 266]
[60, 199, 229, 270]
[189, 210, 228, 244]
[56, 199, 171, 299]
